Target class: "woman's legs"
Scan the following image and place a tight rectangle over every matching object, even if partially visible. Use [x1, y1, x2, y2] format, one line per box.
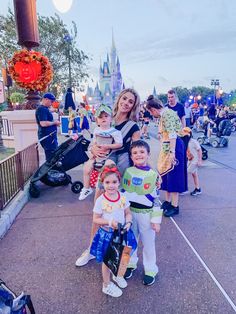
[171, 192, 179, 207]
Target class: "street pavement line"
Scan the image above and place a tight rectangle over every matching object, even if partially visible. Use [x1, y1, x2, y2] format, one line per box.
[170, 217, 236, 312]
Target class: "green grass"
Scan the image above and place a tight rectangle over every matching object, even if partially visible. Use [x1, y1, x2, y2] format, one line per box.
[0, 148, 15, 161]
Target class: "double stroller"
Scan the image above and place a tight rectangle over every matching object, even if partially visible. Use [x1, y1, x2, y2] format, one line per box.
[29, 136, 90, 198]
[197, 119, 232, 148]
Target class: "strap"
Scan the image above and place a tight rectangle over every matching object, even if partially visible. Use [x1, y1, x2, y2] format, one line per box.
[145, 193, 155, 203]
[24, 295, 36, 314]
[120, 120, 136, 139]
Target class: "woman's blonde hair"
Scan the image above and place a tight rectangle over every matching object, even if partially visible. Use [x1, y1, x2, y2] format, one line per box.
[113, 88, 140, 122]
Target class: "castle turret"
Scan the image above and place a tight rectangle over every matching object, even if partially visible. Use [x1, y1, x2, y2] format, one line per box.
[153, 86, 158, 98]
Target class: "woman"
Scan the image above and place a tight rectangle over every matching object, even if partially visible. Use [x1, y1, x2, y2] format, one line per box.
[146, 95, 186, 217]
[75, 88, 140, 267]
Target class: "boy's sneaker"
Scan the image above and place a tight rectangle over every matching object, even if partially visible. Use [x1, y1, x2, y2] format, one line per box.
[124, 267, 136, 279]
[75, 249, 95, 267]
[78, 187, 93, 200]
[112, 275, 127, 288]
[143, 274, 156, 286]
[190, 188, 202, 196]
[102, 282, 123, 297]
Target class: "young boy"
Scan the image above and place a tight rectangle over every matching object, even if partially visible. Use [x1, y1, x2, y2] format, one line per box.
[79, 104, 123, 200]
[182, 127, 202, 195]
[122, 140, 163, 286]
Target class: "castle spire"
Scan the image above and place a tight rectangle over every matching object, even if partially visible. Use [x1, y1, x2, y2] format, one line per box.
[112, 28, 116, 51]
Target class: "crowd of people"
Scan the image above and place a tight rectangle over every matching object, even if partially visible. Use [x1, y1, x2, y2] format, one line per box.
[35, 88, 211, 298]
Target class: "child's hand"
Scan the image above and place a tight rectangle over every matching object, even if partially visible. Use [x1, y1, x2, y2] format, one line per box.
[156, 176, 162, 189]
[197, 160, 202, 166]
[151, 223, 161, 233]
[111, 220, 118, 229]
[123, 221, 132, 231]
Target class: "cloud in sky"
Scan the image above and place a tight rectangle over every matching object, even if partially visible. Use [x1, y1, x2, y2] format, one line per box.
[122, 27, 236, 64]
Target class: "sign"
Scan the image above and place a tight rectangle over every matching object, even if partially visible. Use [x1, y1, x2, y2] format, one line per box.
[60, 116, 82, 135]
[0, 81, 5, 103]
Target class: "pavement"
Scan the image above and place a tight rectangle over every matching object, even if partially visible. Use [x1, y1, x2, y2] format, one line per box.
[0, 127, 236, 314]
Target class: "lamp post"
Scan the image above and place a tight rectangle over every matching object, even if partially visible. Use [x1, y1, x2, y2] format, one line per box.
[64, 34, 73, 89]
[211, 79, 220, 105]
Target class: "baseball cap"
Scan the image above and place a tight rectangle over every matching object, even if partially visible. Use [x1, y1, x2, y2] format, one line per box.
[42, 93, 56, 101]
[95, 104, 112, 118]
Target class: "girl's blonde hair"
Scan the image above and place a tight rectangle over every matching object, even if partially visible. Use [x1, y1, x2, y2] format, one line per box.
[113, 88, 140, 122]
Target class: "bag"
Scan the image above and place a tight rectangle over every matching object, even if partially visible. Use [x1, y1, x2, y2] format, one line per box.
[103, 224, 132, 277]
[0, 279, 35, 314]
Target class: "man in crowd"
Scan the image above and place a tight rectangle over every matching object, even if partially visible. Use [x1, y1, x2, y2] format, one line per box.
[35, 93, 61, 161]
[166, 89, 186, 127]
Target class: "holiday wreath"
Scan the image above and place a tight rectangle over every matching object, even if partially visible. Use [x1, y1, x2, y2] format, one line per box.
[8, 49, 53, 91]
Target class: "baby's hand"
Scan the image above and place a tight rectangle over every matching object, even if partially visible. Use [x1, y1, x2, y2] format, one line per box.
[151, 223, 161, 233]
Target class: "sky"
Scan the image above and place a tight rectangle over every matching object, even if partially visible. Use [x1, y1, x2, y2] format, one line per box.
[1, 0, 236, 100]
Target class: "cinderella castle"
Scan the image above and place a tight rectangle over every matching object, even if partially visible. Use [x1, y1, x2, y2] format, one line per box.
[85, 34, 124, 108]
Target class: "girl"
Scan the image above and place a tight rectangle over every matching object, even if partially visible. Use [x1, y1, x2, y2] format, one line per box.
[90, 164, 136, 297]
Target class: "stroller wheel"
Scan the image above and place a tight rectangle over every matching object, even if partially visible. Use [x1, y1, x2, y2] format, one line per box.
[202, 152, 208, 160]
[29, 184, 40, 198]
[197, 137, 204, 145]
[62, 175, 71, 186]
[211, 140, 218, 148]
[71, 181, 83, 194]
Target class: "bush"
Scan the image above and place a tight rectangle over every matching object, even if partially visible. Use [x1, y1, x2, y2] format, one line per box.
[10, 92, 25, 104]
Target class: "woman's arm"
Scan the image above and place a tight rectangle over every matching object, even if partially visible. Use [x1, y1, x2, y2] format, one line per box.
[100, 143, 122, 150]
[90, 143, 110, 158]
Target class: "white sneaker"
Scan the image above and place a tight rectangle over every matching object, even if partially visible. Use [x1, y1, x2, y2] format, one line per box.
[102, 282, 123, 297]
[78, 188, 93, 200]
[75, 249, 95, 267]
[112, 275, 128, 288]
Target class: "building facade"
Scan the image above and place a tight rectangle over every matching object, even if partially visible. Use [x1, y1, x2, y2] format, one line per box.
[85, 34, 124, 108]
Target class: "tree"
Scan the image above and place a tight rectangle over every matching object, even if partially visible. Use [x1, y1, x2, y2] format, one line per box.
[0, 9, 90, 96]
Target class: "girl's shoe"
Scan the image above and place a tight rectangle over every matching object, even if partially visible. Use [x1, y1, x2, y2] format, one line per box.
[102, 282, 123, 297]
[78, 187, 93, 200]
[112, 275, 128, 288]
[75, 248, 95, 267]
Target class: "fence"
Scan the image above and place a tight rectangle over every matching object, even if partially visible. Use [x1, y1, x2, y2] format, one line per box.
[1, 118, 14, 136]
[0, 143, 39, 210]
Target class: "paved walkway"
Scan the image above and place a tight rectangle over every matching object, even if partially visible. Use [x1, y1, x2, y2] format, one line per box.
[0, 135, 236, 313]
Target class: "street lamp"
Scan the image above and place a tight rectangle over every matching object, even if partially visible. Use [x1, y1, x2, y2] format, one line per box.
[64, 34, 73, 89]
[211, 79, 220, 104]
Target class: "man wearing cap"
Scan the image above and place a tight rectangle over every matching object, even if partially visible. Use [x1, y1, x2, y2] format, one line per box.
[35, 93, 61, 161]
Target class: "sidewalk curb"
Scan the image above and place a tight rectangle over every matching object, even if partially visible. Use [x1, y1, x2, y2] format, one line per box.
[0, 182, 30, 239]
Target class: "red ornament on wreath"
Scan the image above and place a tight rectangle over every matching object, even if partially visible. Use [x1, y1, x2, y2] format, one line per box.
[8, 49, 53, 92]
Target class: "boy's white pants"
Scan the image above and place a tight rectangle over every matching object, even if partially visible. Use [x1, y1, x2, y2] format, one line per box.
[129, 211, 158, 275]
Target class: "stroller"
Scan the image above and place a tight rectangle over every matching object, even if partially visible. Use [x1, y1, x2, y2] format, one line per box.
[201, 145, 208, 160]
[197, 119, 232, 148]
[29, 135, 90, 198]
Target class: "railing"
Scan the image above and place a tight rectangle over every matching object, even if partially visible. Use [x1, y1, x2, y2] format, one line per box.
[1, 118, 14, 136]
[0, 143, 39, 211]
